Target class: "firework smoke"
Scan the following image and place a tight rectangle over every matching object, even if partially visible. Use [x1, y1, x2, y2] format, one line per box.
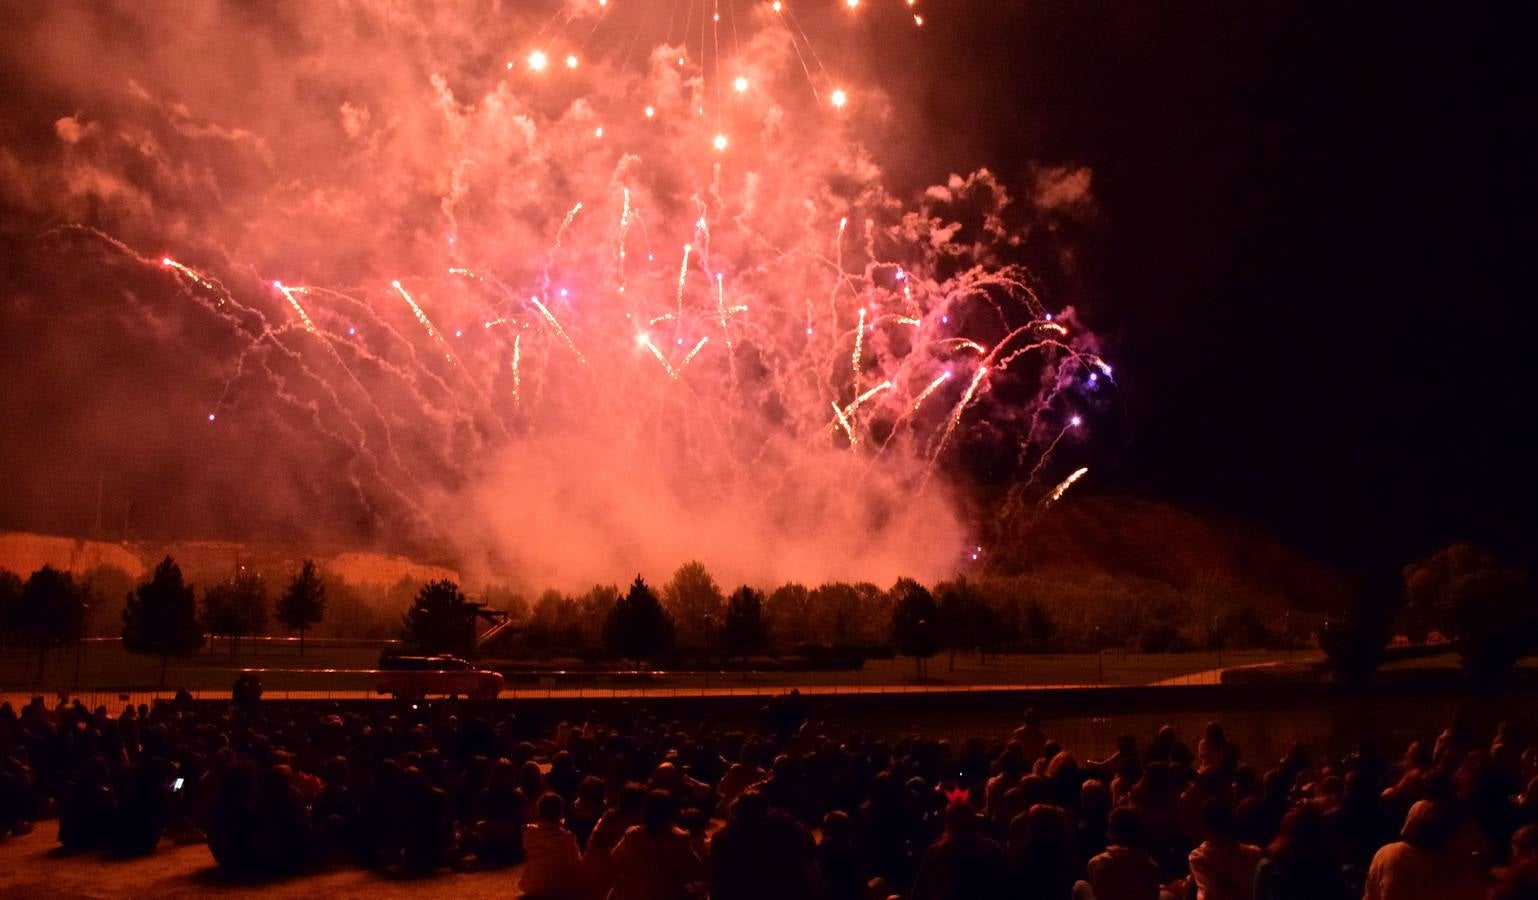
[0, 1, 1106, 589]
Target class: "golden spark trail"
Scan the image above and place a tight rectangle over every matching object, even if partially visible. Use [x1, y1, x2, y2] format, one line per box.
[555, 202, 582, 248]
[830, 401, 857, 445]
[851, 307, 866, 388]
[510, 333, 522, 410]
[1042, 467, 1089, 508]
[715, 273, 734, 353]
[1025, 418, 1081, 486]
[617, 188, 631, 293]
[160, 257, 217, 292]
[895, 316, 921, 327]
[936, 337, 988, 354]
[272, 281, 317, 333]
[931, 365, 989, 463]
[836, 216, 847, 274]
[675, 242, 692, 322]
[638, 333, 677, 379]
[391, 279, 455, 364]
[526, 294, 586, 365]
[680, 336, 709, 369]
[911, 370, 953, 412]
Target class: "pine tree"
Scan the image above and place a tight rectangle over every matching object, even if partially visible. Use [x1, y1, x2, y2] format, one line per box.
[603, 576, 675, 664]
[401, 579, 476, 656]
[277, 560, 327, 655]
[122, 556, 205, 687]
[720, 586, 769, 662]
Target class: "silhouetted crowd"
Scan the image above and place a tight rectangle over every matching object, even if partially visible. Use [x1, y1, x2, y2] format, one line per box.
[3, 690, 1538, 899]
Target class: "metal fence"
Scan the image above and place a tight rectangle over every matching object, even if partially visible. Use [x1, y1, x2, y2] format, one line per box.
[0, 670, 1225, 711]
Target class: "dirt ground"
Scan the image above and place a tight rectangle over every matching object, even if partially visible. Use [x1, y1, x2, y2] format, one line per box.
[0, 827, 529, 899]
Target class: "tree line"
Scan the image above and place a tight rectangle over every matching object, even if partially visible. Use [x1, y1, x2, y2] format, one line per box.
[3, 541, 1532, 685]
[0, 557, 327, 685]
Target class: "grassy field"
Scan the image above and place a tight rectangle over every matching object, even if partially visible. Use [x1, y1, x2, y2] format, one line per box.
[0, 639, 1308, 695]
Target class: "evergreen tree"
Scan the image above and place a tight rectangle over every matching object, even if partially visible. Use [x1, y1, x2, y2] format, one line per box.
[122, 556, 205, 687]
[720, 586, 769, 662]
[276, 559, 327, 655]
[401, 579, 477, 656]
[603, 575, 675, 664]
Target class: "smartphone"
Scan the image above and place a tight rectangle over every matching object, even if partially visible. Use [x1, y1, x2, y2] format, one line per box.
[172, 777, 185, 792]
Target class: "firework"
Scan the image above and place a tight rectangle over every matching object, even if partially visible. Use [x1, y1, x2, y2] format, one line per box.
[1042, 467, 1089, 508]
[31, 1, 1112, 577]
[511, 332, 522, 409]
[272, 281, 317, 334]
[391, 280, 455, 364]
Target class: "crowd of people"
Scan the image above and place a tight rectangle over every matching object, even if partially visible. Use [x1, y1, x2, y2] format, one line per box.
[2, 688, 1537, 899]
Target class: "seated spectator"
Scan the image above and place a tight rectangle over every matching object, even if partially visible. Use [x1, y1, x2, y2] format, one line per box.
[1253, 805, 1348, 900]
[584, 782, 648, 897]
[911, 802, 1010, 900]
[567, 775, 606, 848]
[1086, 806, 1162, 900]
[207, 761, 260, 874]
[710, 789, 819, 900]
[110, 758, 169, 857]
[1187, 798, 1261, 900]
[521, 793, 584, 900]
[818, 810, 864, 900]
[1010, 803, 1079, 900]
[395, 765, 452, 874]
[1362, 800, 1486, 900]
[57, 756, 114, 852]
[463, 757, 526, 867]
[250, 763, 312, 873]
[608, 790, 705, 900]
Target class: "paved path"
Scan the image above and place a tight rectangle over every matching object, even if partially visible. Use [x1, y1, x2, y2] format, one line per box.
[0, 827, 528, 899]
[1, 680, 1126, 711]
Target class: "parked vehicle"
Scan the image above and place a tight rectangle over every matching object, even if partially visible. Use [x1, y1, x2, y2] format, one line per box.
[376, 654, 504, 699]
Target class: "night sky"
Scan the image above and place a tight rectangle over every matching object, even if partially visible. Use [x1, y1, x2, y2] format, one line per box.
[879, 1, 1537, 578]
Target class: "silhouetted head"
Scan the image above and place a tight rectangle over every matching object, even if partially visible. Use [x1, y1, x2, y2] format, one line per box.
[1107, 806, 1143, 848]
[642, 789, 675, 833]
[944, 802, 977, 837]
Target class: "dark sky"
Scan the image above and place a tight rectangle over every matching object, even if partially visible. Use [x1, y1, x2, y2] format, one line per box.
[876, 1, 1537, 578]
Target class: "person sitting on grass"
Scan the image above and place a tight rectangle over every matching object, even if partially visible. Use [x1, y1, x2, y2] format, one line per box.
[1362, 799, 1486, 900]
[57, 755, 114, 853]
[520, 792, 584, 900]
[607, 790, 705, 900]
[1085, 806, 1163, 900]
[911, 801, 1010, 900]
[1187, 798, 1262, 900]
